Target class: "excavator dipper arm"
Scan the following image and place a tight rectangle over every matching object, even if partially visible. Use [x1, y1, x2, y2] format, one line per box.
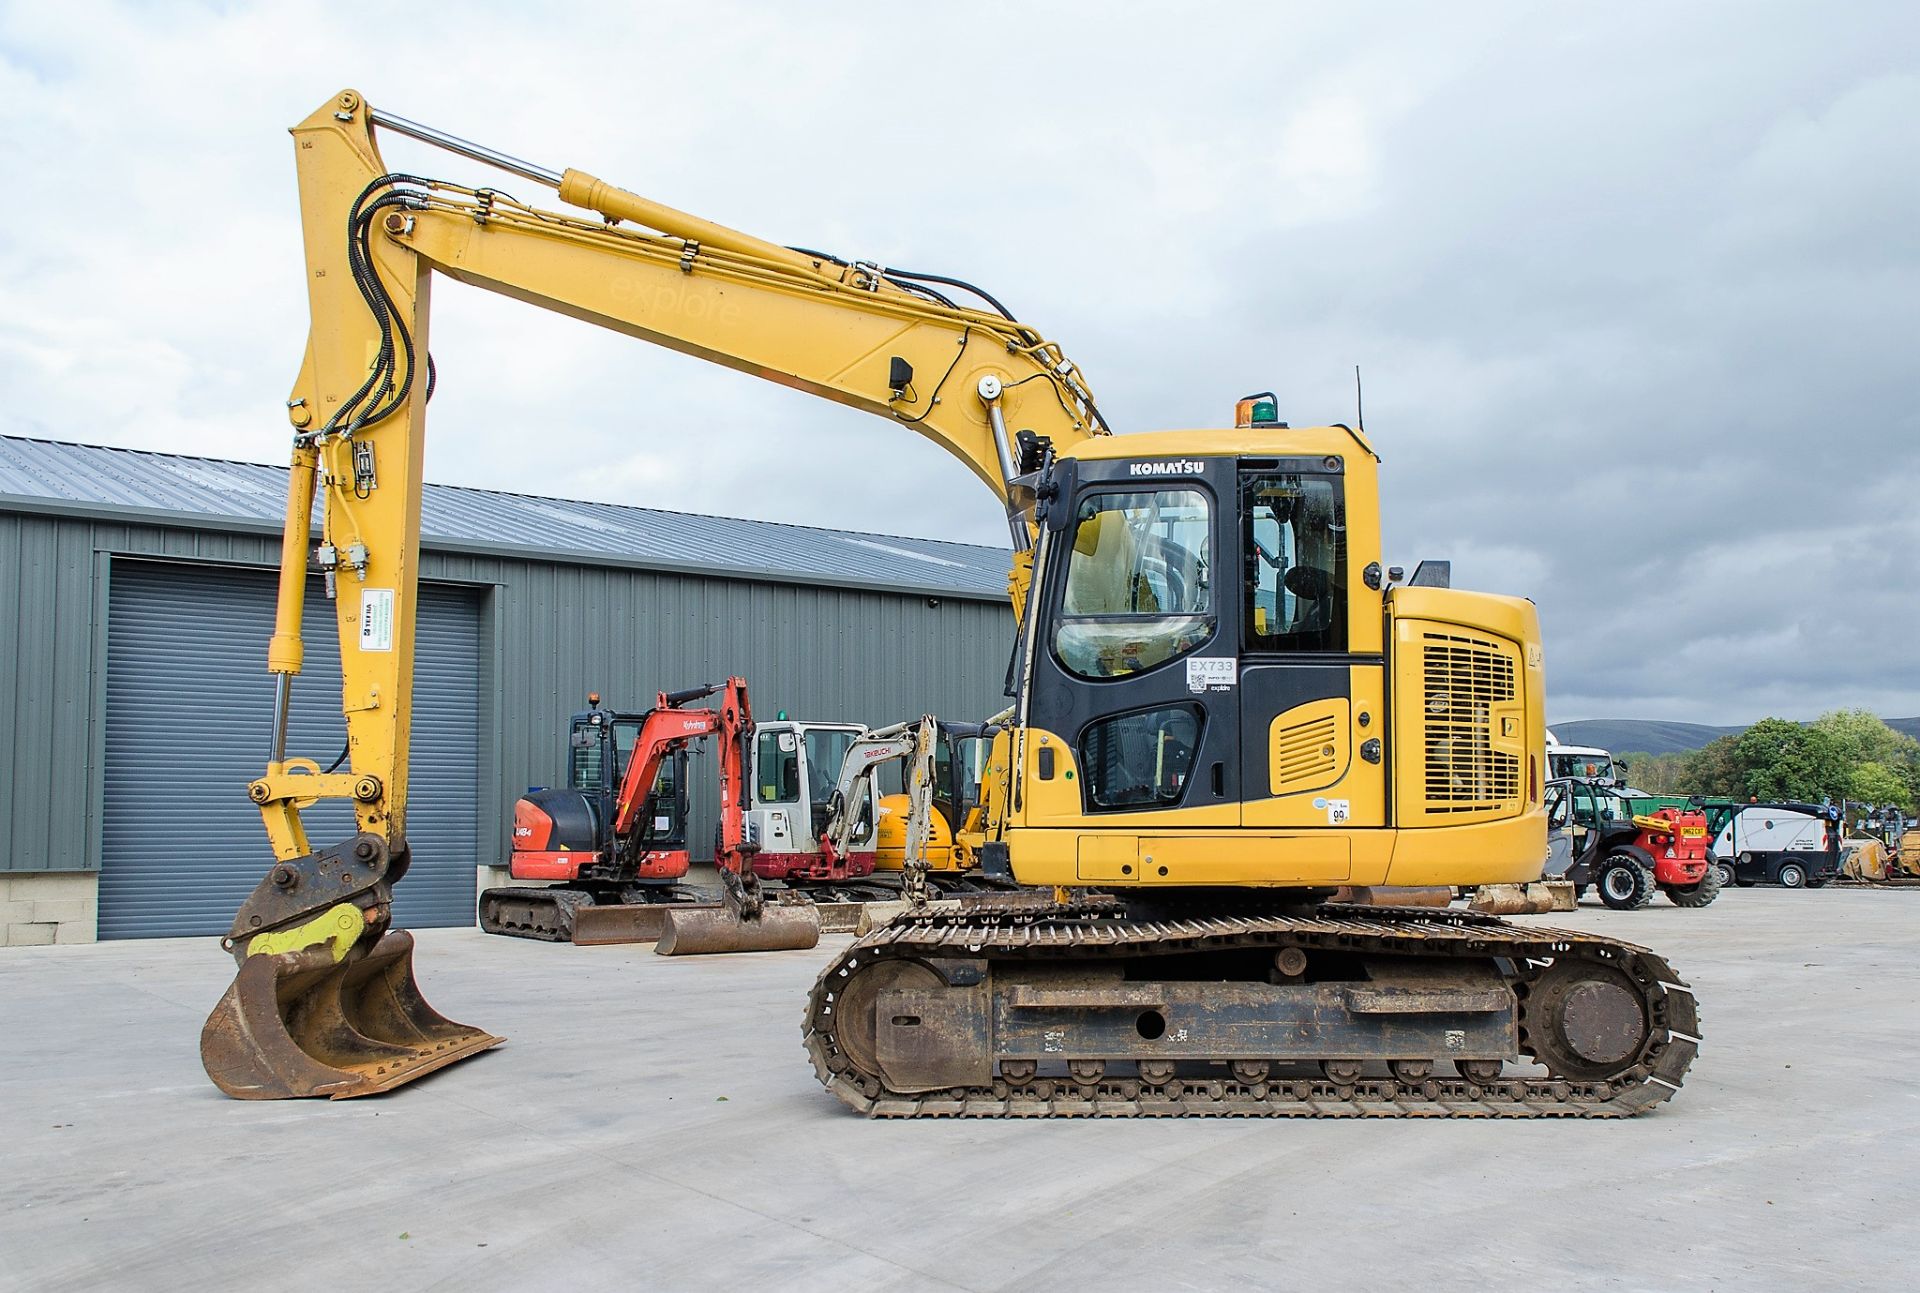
[609, 684, 724, 843]
[817, 719, 931, 863]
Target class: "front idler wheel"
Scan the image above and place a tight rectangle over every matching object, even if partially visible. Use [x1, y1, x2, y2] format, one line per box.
[1521, 958, 1652, 1082]
[830, 958, 943, 1087]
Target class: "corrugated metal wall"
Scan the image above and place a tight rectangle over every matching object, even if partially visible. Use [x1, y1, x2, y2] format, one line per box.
[98, 562, 482, 936]
[0, 507, 1015, 894]
[0, 511, 97, 873]
[427, 551, 1016, 865]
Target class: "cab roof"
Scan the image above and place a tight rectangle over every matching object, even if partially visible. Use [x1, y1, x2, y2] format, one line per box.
[1061, 425, 1379, 463]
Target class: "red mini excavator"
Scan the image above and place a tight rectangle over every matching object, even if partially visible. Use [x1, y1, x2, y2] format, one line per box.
[478, 679, 818, 951]
[510, 696, 691, 890]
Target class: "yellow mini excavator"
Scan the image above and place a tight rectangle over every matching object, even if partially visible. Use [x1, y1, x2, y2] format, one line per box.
[201, 91, 1698, 1113]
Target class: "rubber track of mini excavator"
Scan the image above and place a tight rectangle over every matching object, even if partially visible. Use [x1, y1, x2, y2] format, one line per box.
[803, 904, 1699, 1118]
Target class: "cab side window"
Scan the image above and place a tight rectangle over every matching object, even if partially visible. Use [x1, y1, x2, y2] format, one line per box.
[1243, 474, 1346, 653]
[757, 731, 800, 803]
[1545, 783, 1570, 829]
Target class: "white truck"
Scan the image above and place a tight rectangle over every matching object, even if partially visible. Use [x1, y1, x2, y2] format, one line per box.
[1710, 803, 1841, 889]
[1545, 729, 1622, 784]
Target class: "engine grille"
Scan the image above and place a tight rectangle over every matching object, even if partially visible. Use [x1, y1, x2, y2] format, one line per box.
[1422, 631, 1520, 812]
[1272, 711, 1340, 793]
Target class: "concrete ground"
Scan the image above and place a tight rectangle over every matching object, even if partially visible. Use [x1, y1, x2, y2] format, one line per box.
[1, 889, 1915, 1291]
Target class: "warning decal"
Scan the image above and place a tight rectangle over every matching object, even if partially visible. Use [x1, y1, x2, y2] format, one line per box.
[360, 588, 395, 652]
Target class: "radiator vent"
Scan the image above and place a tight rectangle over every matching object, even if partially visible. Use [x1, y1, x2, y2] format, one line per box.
[1422, 631, 1519, 811]
[1272, 712, 1340, 794]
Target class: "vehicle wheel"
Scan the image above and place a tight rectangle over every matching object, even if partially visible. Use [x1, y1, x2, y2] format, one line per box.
[1665, 865, 1722, 908]
[1712, 858, 1737, 889]
[1597, 849, 1656, 910]
[1777, 861, 1807, 889]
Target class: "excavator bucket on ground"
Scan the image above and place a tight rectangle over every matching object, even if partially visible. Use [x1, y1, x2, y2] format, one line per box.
[1329, 885, 1455, 908]
[1469, 880, 1577, 914]
[200, 930, 503, 1099]
[200, 834, 502, 1100]
[550, 897, 826, 947]
[653, 902, 821, 955]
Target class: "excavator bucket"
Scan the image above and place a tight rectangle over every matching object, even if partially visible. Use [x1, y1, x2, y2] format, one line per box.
[654, 903, 821, 956]
[1330, 885, 1455, 908]
[201, 929, 503, 1100]
[1469, 880, 1577, 915]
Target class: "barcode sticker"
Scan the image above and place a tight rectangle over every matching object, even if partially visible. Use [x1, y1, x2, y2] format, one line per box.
[1185, 656, 1236, 692]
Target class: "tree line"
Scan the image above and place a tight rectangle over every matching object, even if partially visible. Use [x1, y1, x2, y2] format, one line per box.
[1620, 710, 1920, 811]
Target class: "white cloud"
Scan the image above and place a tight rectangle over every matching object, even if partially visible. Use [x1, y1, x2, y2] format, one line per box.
[2, 0, 1916, 723]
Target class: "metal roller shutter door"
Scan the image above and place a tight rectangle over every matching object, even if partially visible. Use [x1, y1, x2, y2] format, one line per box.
[99, 560, 482, 938]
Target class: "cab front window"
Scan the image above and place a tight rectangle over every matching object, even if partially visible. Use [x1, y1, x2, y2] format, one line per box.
[1053, 489, 1213, 679]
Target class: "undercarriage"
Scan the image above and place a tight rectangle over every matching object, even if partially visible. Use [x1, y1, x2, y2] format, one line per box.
[805, 900, 1697, 1118]
[476, 883, 711, 941]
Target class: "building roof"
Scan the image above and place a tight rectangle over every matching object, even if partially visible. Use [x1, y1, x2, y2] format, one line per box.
[0, 435, 1011, 602]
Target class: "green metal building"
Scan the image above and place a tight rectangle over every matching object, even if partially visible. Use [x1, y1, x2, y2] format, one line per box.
[0, 434, 1014, 943]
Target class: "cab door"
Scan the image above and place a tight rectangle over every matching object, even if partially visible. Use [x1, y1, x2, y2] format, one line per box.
[1237, 462, 1386, 829]
[1022, 460, 1239, 829]
[752, 725, 801, 854]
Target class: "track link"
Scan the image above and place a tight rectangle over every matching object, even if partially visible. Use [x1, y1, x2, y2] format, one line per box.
[803, 903, 1698, 1118]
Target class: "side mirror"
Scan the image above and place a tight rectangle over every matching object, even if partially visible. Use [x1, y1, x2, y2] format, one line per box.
[569, 729, 591, 749]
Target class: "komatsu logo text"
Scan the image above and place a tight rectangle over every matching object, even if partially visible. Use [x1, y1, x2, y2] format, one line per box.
[1128, 459, 1206, 477]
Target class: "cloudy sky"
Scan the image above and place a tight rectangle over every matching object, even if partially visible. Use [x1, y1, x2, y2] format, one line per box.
[3, 2, 1914, 724]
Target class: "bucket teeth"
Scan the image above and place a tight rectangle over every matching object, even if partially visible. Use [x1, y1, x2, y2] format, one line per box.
[200, 930, 503, 1100]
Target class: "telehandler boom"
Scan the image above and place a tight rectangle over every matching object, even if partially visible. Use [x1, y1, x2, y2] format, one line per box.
[202, 91, 1698, 1113]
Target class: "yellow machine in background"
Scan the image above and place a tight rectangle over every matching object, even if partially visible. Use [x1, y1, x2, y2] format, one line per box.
[866, 717, 1007, 887]
[201, 91, 1697, 1115]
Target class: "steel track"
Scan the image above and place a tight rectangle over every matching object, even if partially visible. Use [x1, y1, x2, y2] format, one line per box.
[803, 904, 1699, 1118]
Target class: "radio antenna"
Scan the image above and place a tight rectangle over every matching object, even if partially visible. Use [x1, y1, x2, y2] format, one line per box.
[1355, 365, 1365, 434]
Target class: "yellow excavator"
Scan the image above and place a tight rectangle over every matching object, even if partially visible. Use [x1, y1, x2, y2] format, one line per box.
[201, 90, 1698, 1113]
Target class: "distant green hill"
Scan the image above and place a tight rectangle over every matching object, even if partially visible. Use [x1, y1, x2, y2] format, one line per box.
[1555, 717, 1920, 756]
